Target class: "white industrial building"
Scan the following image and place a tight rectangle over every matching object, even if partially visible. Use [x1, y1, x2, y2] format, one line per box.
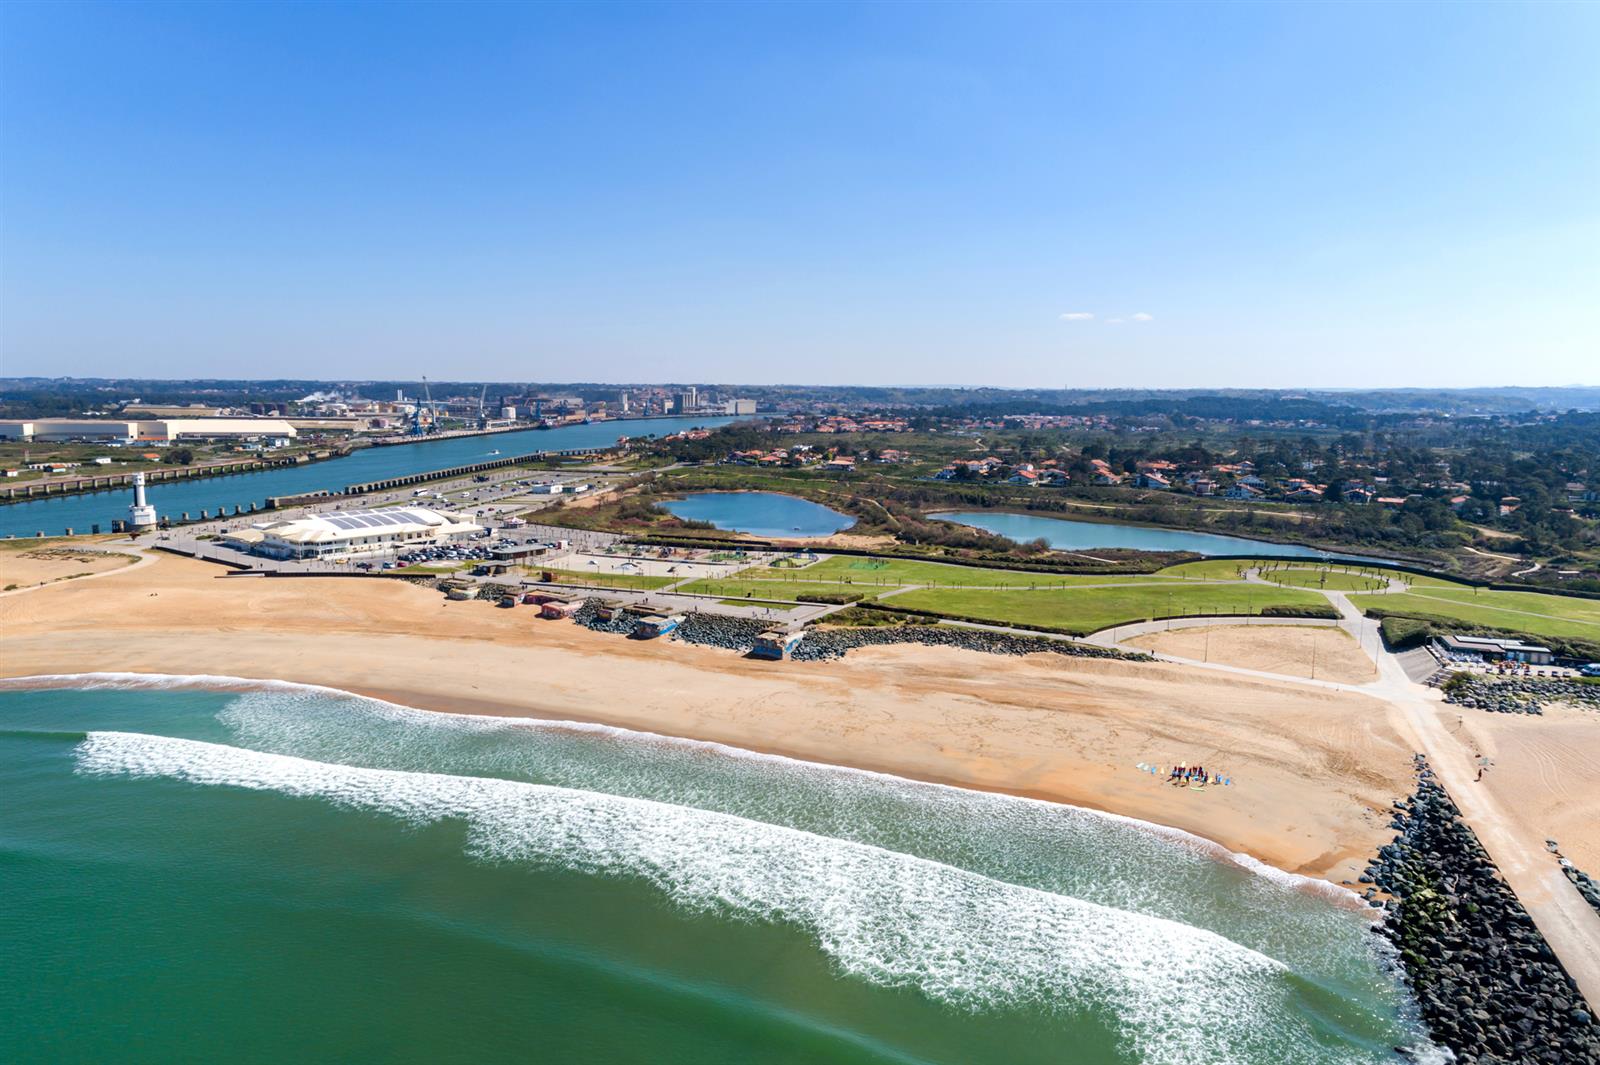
[0, 418, 298, 443]
[233, 507, 482, 560]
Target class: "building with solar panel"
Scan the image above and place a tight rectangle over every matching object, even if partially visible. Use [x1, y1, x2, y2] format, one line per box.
[252, 507, 483, 561]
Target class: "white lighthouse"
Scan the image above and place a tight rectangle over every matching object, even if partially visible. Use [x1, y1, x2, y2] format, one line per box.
[128, 472, 157, 530]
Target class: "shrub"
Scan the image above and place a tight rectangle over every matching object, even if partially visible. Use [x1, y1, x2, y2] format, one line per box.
[1259, 603, 1341, 620]
[1380, 616, 1434, 648]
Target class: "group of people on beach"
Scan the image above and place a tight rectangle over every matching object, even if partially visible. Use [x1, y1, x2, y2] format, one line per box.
[1134, 762, 1233, 787]
[1168, 763, 1231, 786]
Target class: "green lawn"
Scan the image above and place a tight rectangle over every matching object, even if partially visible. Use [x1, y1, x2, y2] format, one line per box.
[738, 555, 1186, 589]
[889, 583, 1329, 635]
[1157, 557, 1396, 587]
[1156, 559, 1258, 580]
[1350, 588, 1600, 643]
[679, 578, 871, 601]
[1256, 567, 1389, 592]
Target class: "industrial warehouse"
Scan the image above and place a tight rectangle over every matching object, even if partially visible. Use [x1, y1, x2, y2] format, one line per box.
[226, 507, 482, 560]
[0, 417, 298, 443]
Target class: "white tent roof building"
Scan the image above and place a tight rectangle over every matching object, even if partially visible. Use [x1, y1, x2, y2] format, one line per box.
[253, 507, 481, 560]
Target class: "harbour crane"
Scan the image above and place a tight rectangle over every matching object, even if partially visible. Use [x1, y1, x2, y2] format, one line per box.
[410, 376, 438, 436]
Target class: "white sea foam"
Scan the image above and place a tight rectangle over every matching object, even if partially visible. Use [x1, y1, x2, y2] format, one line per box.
[74, 729, 1380, 1064]
[1, 670, 1351, 902]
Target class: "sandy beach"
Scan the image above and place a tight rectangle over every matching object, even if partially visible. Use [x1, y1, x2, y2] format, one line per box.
[0, 550, 1439, 885]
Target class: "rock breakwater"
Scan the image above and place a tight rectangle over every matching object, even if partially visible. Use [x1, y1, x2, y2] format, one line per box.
[1368, 757, 1598, 1063]
[572, 601, 1147, 664]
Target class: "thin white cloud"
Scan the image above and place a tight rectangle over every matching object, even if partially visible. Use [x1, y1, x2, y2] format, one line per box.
[1131, 312, 1154, 322]
[1058, 312, 1094, 321]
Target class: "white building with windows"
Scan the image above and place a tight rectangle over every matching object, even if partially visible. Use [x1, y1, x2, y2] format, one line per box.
[247, 507, 481, 560]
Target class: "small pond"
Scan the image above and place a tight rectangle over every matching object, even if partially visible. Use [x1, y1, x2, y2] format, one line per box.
[661, 492, 853, 538]
[928, 511, 1338, 558]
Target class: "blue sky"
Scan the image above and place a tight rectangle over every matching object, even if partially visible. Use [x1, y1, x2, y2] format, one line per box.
[1, 1, 1595, 387]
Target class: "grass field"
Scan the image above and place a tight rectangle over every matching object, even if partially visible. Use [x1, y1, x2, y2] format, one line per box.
[1350, 588, 1600, 643]
[1256, 567, 1389, 592]
[679, 578, 871, 601]
[1158, 550, 1395, 585]
[889, 583, 1329, 634]
[739, 555, 1187, 589]
[1155, 559, 1263, 580]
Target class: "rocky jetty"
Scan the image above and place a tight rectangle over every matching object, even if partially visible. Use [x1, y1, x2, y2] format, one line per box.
[1367, 756, 1598, 1063]
[1550, 842, 1600, 918]
[1436, 673, 1600, 715]
[572, 600, 638, 635]
[673, 613, 768, 651]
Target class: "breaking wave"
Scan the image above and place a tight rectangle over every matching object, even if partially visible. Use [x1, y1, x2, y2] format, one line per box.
[75, 729, 1384, 1064]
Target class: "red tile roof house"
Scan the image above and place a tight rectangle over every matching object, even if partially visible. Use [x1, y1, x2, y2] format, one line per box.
[1089, 459, 1124, 485]
[1135, 471, 1171, 489]
[1007, 468, 1041, 486]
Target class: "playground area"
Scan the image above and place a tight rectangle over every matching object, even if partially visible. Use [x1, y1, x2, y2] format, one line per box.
[551, 547, 773, 583]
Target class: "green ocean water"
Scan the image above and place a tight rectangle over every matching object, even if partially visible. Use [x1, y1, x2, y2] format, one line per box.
[0, 679, 1438, 1064]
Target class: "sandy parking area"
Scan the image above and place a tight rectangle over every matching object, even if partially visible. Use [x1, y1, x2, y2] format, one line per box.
[1127, 624, 1378, 685]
